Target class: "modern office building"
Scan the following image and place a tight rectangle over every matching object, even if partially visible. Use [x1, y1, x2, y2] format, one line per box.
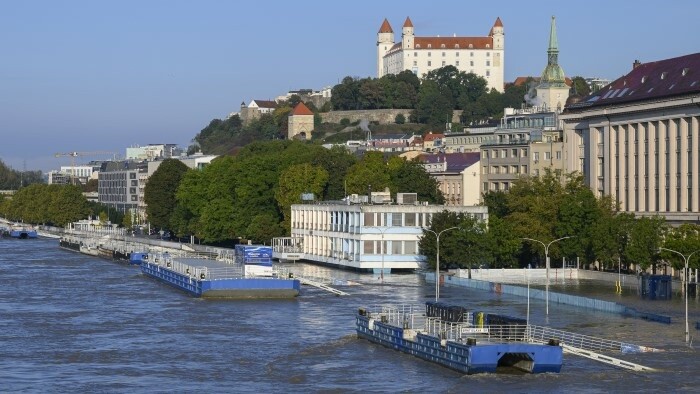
[561, 52, 700, 224]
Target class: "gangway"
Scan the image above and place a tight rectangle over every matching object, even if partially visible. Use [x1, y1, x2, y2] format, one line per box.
[526, 325, 660, 372]
[293, 274, 349, 296]
[560, 344, 657, 372]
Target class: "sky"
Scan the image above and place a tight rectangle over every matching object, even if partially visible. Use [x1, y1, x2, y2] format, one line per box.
[2, 0, 699, 172]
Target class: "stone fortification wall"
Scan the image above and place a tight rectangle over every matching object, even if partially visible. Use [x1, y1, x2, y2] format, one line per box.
[320, 109, 411, 125]
[320, 109, 462, 125]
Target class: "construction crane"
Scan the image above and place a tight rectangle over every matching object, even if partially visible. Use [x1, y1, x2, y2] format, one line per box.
[54, 151, 118, 184]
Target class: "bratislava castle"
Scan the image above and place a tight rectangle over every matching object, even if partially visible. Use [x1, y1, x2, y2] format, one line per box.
[377, 17, 505, 92]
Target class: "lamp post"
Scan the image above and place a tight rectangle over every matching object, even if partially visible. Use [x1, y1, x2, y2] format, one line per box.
[658, 247, 699, 345]
[370, 227, 390, 283]
[522, 236, 574, 316]
[424, 226, 459, 302]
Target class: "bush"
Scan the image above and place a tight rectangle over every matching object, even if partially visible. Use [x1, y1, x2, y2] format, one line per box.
[395, 114, 406, 124]
[340, 118, 350, 127]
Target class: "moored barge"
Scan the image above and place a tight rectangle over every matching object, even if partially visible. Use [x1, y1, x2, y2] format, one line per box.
[356, 302, 562, 374]
[140, 252, 301, 299]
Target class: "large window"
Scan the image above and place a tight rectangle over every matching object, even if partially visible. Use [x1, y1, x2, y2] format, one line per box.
[404, 213, 416, 226]
[404, 241, 417, 254]
[364, 212, 374, 226]
[392, 213, 402, 226]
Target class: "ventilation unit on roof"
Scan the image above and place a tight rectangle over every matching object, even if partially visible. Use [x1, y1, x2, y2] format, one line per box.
[397, 193, 418, 205]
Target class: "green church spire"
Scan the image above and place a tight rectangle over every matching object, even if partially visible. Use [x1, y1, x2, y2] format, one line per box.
[540, 15, 566, 87]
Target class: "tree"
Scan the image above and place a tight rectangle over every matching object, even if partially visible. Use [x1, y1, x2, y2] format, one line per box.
[387, 157, 444, 204]
[661, 224, 700, 270]
[418, 211, 487, 271]
[144, 159, 190, 231]
[571, 76, 591, 97]
[413, 80, 453, 126]
[626, 216, 666, 273]
[312, 146, 357, 200]
[395, 113, 406, 124]
[344, 151, 391, 195]
[275, 163, 329, 232]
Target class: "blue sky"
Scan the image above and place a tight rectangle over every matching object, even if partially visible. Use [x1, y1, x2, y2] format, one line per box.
[2, 0, 699, 172]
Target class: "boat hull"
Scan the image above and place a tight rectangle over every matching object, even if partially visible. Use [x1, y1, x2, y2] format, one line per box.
[140, 261, 301, 299]
[356, 315, 562, 374]
[9, 229, 38, 239]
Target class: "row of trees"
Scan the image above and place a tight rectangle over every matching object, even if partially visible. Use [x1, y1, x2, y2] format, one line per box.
[332, 67, 535, 126]
[0, 159, 43, 190]
[1, 184, 90, 226]
[145, 141, 443, 244]
[420, 170, 700, 273]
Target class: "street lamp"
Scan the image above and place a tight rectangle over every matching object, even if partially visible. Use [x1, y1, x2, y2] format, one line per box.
[424, 226, 459, 302]
[369, 227, 390, 283]
[658, 247, 700, 345]
[522, 236, 574, 315]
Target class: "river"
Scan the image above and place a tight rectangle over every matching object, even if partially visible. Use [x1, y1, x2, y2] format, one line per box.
[1, 238, 698, 392]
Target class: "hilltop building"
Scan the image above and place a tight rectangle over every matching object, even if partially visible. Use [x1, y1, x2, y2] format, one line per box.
[561, 52, 700, 225]
[288, 102, 315, 139]
[377, 16, 504, 92]
[239, 99, 277, 125]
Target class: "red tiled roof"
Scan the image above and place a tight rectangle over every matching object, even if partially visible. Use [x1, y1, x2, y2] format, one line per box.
[493, 17, 503, 27]
[379, 18, 393, 33]
[414, 36, 492, 50]
[403, 17, 413, 28]
[566, 52, 700, 111]
[423, 133, 445, 141]
[290, 102, 314, 116]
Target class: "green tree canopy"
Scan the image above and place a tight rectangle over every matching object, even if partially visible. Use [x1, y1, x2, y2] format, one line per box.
[144, 158, 190, 231]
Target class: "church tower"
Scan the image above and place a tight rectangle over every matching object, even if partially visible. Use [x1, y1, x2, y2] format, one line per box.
[490, 17, 504, 50]
[536, 16, 570, 112]
[377, 18, 395, 77]
[401, 17, 414, 50]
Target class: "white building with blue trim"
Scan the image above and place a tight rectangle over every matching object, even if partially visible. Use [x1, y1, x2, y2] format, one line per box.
[274, 193, 488, 271]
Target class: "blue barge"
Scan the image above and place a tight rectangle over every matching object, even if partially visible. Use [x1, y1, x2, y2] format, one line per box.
[356, 303, 562, 374]
[139, 252, 300, 299]
[9, 226, 38, 239]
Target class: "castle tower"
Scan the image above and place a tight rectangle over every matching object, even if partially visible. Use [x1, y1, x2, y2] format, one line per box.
[490, 17, 504, 50]
[536, 16, 570, 112]
[377, 18, 395, 77]
[401, 17, 414, 50]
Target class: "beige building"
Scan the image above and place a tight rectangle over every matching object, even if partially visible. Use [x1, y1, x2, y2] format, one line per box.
[288, 102, 315, 139]
[419, 152, 481, 206]
[377, 17, 504, 92]
[561, 52, 700, 224]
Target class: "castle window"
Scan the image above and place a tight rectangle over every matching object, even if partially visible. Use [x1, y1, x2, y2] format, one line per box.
[661, 72, 667, 80]
[416, 45, 421, 49]
[456, 52, 459, 56]
[428, 52, 431, 57]
[682, 68, 689, 76]
[487, 52, 490, 57]
[456, 61, 459, 66]
[470, 61, 474, 66]
[414, 52, 418, 56]
[442, 61, 446, 66]
[455, 44, 460, 49]
[441, 44, 445, 48]
[470, 52, 474, 56]
[427, 44, 432, 48]
[486, 70, 490, 77]
[486, 44, 490, 48]
[428, 61, 431, 67]
[414, 61, 417, 66]
[486, 61, 490, 66]
[469, 44, 473, 49]
[442, 52, 445, 57]
[641, 76, 647, 83]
